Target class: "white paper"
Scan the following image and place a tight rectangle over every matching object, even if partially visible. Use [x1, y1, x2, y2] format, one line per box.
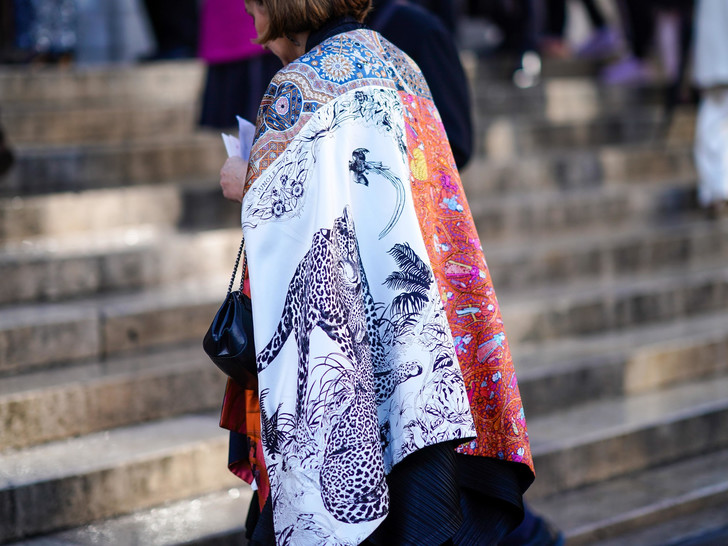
[221, 115, 256, 160]
[221, 133, 241, 158]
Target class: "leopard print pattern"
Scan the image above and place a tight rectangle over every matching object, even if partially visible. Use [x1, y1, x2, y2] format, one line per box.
[257, 207, 423, 524]
[374, 360, 422, 405]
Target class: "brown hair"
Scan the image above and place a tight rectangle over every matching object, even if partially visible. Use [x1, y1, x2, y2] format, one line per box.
[252, 0, 371, 44]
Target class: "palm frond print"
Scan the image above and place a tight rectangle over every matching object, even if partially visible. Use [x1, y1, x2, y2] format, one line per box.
[384, 243, 433, 317]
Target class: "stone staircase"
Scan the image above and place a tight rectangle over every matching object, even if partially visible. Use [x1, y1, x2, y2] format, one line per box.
[0, 62, 251, 545]
[0, 57, 726, 545]
[463, 68, 728, 545]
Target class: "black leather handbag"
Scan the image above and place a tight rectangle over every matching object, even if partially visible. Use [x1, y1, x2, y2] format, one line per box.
[203, 237, 257, 385]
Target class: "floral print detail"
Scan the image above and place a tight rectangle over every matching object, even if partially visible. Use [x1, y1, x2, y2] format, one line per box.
[272, 200, 285, 217]
[321, 53, 355, 82]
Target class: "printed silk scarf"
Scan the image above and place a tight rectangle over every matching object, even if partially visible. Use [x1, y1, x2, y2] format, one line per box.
[219, 29, 534, 545]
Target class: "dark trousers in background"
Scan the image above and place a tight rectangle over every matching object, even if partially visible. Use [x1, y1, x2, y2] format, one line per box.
[544, 0, 607, 36]
[621, 0, 694, 60]
[142, 0, 198, 59]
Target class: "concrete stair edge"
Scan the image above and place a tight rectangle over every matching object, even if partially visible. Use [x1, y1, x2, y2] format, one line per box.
[0, 414, 239, 542]
[0, 226, 243, 306]
[527, 375, 728, 497]
[528, 448, 728, 546]
[0, 344, 227, 451]
[515, 308, 728, 415]
[11, 487, 253, 546]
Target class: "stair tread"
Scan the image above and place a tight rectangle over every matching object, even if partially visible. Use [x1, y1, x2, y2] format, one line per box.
[591, 506, 728, 546]
[0, 225, 239, 261]
[513, 308, 728, 375]
[0, 225, 164, 257]
[15, 488, 253, 546]
[500, 261, 728, 312]
[0, 274, 226, 323]
[0, 344, 206, 397]
[12, 131, 222, 153]
[485, 215, 728, 259]
[0, 413, 225, 488]
[0, 60, 204, 105]
[528, 375, 728, 454]
[529, 448, 728, 544]
[1, 239, 723, 326]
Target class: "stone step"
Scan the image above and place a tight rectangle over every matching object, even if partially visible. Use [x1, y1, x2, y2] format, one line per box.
[5, 102, 199, 145]
[0, 134, 227, 196]
[500, 262, 728, 343]
[0, 227, 242, 305]
[470, 52, 603, 82]
[513, 308, 728, 416]
[477, 110, 694, 160]
[2, 241, 722, 377]
[528, 448, 728, 545]
[14, 487, 253, 546]
[589, 506, 728, 546]
[0, 62, 204, 105]
[485, 217, 728, 290]
[528, 374, 728, 497]
[0, 275, 226, 376]
[0, 414, 239, 542]
[0, 182, 239, 243]
[0, 185, 182, 242]
[5, 211, 722, 311]
[473, 78, 677, 120]
[460, 143, 695, 196]
[0, 344, 226, 451]
[472, 180, 697, 242]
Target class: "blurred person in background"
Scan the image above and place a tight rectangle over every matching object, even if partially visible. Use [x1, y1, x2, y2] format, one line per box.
[367, 0, 472, 168]
[470, 0, 540, 83]
[198, 0, 281, 128]
[142, 0, 198, 60]
[74, 0, 155, 64]
[541, 0, 620, 60]
[602, 0, 693, 85]
[0, 112, 13, 177]
[693, 0, 728, 218]
[1, 0, 13, 61]
[6, 0, 76, 63]
[410, 0, 458, 34]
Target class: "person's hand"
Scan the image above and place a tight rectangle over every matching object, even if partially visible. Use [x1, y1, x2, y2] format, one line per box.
[220, 156, 248, 203]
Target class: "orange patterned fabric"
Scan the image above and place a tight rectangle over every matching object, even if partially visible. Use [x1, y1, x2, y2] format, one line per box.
[401, 91, 534, 473]
[219, 279, 272, 507]
[220, 380, 271, 508]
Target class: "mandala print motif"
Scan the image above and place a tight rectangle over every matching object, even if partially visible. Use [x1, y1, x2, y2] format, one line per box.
[322, 53, 355, 83]
[264, 82, 304, 131]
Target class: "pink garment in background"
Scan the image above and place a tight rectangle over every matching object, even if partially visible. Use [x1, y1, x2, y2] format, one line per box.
[199, 0, 264, 63]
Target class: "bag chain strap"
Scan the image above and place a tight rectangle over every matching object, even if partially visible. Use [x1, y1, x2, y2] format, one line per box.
[227, 237, 247, 295]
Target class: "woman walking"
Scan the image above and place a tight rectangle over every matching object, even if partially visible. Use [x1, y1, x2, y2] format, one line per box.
[217, 0, 535, 543]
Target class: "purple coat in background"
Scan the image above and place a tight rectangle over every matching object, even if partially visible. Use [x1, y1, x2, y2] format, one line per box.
[199, 0, 265, 63]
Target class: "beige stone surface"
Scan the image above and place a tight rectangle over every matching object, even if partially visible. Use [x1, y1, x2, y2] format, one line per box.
[0, 185, 183, 242]
[0, 62, 204, 104]
[0, 415, 239, 542]
[0, 346, 226, 450]
[528, 375, 728, 497]
[0, 304, 100, 374]
[21, 488, 254, 546]
[530, 449, 728, 544]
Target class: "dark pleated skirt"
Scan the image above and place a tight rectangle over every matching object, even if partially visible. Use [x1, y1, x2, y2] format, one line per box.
[198, 53, 282, 129]
[244, 440, 532, 546]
